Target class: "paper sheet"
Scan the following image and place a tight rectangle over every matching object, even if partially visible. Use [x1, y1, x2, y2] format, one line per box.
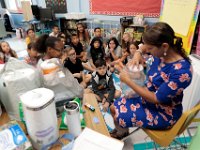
[72, 128, 124, 150]
[161, 0, 197, 36]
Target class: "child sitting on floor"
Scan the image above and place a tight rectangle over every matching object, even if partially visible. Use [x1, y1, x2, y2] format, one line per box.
[0, 41, 18, 63]
[24, 43, 40, 67]
[64, 46, 91, 88]
[49, 25, 60, 37]
[92, 59, 121, 111]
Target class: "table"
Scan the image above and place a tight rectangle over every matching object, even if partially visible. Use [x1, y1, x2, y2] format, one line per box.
[0, 93, 110, 149]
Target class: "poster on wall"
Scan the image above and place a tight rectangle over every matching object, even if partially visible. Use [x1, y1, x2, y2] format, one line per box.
[90, 0, 162, 17]
[160, 0, 200, 54]
[45, 0, 67, 13]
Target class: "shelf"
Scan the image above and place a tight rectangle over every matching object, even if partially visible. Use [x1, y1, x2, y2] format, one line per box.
[128, 24, 145, 27]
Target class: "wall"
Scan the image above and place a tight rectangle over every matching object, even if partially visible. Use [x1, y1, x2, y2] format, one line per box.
[35, 0, 46, 8]
[37, 0, 159, 23]
[67, 0, 80, 13]
[72, 0, 158, 23]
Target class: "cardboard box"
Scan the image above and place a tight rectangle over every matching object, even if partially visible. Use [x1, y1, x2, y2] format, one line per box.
[0, 121, 32, 150]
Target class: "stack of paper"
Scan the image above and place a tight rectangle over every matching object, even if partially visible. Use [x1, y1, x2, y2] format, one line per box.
[72, 128, 124, 150]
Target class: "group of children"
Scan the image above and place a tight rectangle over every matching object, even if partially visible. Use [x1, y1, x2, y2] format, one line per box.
[0, 22, 142, 111]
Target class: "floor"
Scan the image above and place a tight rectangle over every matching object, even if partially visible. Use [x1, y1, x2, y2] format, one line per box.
[1, 36, 199, 150]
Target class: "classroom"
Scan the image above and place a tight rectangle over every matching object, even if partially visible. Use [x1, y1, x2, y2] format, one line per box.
[0, 0, 200, 149]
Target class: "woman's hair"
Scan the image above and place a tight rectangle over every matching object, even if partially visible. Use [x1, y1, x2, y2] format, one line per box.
[90, 37, 103, 48]
[26, 28, 34, 35]
[108, 37, 119, 50]
[34, 34, 61, 54]
[142, 22, 190, 61]
[0, 41, 16, 57]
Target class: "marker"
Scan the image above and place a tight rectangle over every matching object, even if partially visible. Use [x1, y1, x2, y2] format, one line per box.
[84, 103, 95, 111]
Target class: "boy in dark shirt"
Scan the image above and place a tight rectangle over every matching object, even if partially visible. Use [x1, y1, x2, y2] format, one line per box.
[70, 34, 85, 60]
[92, 59, 121, 111]
[64, 46, 91, 88]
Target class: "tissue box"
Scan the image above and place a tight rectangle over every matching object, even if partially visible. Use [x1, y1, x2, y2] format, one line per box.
[0, 121, 32, 150]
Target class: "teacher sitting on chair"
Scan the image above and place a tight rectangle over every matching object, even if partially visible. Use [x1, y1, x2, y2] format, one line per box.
[110, 22, 193, 139]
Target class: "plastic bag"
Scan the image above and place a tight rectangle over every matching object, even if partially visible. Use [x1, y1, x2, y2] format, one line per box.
[0, 58, 41, 120]
[60, 97, 86, 130]
[121, 64, 146, 98]
[40, 58, 84, 102]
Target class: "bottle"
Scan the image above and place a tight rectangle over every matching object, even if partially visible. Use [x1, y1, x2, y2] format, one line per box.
[64, 101, 81, 137]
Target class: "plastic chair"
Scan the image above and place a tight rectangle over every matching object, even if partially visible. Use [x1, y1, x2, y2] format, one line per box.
[142, 101, 200, 148]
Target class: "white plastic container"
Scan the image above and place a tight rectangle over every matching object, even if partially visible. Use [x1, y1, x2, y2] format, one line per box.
[20, 88, 58, 150]
[121, 64, 145, 98]
[64, 101, 81, 137]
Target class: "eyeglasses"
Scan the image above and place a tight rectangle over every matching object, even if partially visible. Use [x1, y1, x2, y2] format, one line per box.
[53, 47, 63, 52]
[68, 52, 76, 57]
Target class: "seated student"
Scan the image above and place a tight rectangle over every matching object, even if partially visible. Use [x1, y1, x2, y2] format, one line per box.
[58, 35, 69, 64]
[89, 37, 105, 69]
[76, 22, 90, 51]
[70, 34, 85, 60]
[92, 59, 121, 111]
[49, 25, 60, 37]
[127, 41, 139, 62]
[110, 46, 129, 67]
[64, 46, 91, 88]
[58, 35, 66, 47]
[24, 43, 40, 67]
[25, 29, 37, 45]
[0, 41, 17, 63]
[122, 32, 133, 51]
[34, 34, 63, 68]
[105, 37, 122, 63]
[90, 27, 103, 43]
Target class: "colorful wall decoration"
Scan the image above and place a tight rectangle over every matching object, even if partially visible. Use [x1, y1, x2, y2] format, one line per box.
[160, 0, 200, 54]
[90, 0, 162, 17]
[45, 0, 67, 13]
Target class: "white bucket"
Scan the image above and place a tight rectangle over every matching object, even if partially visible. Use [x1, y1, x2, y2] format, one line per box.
[20, 88, 58, 150]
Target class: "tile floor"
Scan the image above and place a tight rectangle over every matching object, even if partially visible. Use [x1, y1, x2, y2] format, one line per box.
[1, 36, 199, 150]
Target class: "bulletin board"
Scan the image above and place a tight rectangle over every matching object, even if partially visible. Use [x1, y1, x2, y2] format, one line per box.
[90, 0, 162, 17]
[160, 0, 200, 54]
[45, 0, 67, 13]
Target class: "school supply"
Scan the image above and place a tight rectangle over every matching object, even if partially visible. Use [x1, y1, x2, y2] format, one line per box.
[84, 103, 95, 112]
[64, 101, 82, 137]
[72, 127, 124, 150]
[60, 97, 86, 132]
